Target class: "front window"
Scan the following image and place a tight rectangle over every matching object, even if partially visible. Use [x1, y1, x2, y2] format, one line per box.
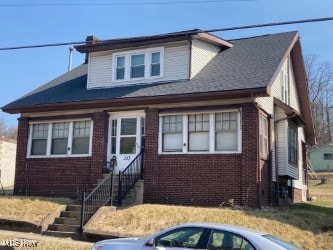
[259, 113, 269, 158]
[72, 121, 91, 154]
[28, 120, 92, 158]
[51, 122, 69, 155]
[160, 110, 241, 154]
[162, 115, 183, 152]
[288, 125, 298, 164]
[188, 114, 209, 151]
[31, 124, 48, 156]
[131, 54, 145, 78]
[215, 112, 238, 151]
[112, 47, 163, 82]
[323, 153, 333, 160]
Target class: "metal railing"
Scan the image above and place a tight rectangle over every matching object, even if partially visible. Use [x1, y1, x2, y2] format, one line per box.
[80, 162, 114, 231]
[118, 150, 144, 206]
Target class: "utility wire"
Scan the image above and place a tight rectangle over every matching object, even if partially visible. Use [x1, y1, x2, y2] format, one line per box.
[0, 17, 333, 51]
[0, 0, 253, 7]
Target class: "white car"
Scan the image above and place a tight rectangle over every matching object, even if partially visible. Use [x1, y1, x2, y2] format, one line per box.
[91, 222, 299, 250]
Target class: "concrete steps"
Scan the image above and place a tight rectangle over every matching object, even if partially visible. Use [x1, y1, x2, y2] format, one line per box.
[43, 205, 81, 238]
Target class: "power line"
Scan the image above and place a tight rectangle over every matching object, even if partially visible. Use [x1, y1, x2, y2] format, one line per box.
[1, 17, 333, 51]
[0, 0, 253, 7]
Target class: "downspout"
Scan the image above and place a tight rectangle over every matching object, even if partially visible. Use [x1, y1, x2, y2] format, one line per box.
[274, 112, 297, 205]
[253, 102, 262, 208]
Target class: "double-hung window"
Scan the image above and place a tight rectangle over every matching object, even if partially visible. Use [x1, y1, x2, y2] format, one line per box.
[29, 120, 93, 157]
[188, 114, 209, 151]
[112, 47, 163, 82]
[288, 125, 297, 164]
[259, 113, 269, 158]
[162, 115, 183, 152]
[159, 110, 241, 154]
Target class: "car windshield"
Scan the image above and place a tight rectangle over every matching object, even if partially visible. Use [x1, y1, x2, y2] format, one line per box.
[262, 235, 299, 250]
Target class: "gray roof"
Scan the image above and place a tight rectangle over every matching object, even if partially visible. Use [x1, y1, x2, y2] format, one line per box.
[2, 31, 298, 113]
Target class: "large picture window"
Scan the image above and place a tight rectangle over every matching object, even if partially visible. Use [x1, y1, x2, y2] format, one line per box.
[28, 120, 92, 157]
[159, 110, 241, 154]
[112, 47, 163, 82]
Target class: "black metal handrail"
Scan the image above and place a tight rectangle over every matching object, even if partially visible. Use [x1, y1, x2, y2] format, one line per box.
[80, 162, 114, 231]
[118, 150, 144, 206]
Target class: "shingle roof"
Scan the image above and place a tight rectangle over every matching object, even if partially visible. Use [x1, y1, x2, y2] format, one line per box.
[2, 31, 298, 112]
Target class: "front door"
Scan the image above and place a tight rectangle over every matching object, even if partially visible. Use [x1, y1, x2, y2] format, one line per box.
[108, 111, 145, 172]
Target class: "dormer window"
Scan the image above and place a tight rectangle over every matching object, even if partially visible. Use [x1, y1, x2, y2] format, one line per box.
[112, 47, 164, 82]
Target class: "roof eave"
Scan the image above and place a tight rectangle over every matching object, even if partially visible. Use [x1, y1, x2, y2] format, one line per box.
[2, 87, 267, 114]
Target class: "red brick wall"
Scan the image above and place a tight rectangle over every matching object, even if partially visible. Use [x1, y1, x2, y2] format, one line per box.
[143, 103, 264, 207]
[14, 112, 108, 197]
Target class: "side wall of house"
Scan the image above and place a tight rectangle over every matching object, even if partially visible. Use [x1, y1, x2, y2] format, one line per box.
[191, 39, 220, 78]
[310, 146, 333, 172]
[0, 140, 16, 188]
[143, 103, 263, 207]
[14, 112, 108, 197]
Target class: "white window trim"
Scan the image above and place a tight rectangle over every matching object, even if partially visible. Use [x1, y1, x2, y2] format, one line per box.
[111, 47, 164, 83]
[158, 109, 242, 154]
[27, 119, 93, 158]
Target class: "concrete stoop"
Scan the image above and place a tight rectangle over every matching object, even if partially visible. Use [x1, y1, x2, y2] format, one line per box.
[42, 205, 81, 239]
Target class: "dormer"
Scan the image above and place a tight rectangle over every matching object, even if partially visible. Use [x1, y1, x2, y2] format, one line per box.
[75, 29, 233, 89]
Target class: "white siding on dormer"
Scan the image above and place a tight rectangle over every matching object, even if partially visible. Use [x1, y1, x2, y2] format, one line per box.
[87, 52, 113, 89]
[87, 41, 190, 89]
[191, 39, 220, 78]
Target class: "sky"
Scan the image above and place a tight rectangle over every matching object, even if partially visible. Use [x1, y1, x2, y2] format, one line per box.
[1, 0, 333, 127]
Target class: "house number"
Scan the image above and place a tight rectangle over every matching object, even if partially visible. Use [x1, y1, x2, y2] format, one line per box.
[123, 156, 131, 161]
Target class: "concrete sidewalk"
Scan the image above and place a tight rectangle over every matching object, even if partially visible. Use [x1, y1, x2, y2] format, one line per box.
[0, 229, 93, 248]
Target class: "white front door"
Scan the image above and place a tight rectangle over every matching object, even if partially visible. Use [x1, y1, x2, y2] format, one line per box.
[108, 111, 145, 172]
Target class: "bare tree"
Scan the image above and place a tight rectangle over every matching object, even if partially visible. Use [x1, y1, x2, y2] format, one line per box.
[305, 55, 333, 146]
[0, 114, 18, 140]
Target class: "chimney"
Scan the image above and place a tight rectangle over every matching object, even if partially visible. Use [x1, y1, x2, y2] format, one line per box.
[84, 35, 100, 63]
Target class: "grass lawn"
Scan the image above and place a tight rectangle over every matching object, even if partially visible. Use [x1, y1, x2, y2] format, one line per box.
[0, 196, 74, 224]
[89, 173, 333, 250]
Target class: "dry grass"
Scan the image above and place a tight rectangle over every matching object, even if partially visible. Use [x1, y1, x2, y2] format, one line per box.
[0, 232, 91, 250]
[90, 204, 332, 250]
[90, 174, 333, 250]
[0, 196, 74, 224]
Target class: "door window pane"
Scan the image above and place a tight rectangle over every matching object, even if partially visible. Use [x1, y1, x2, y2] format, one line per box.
[120, 137, 136, 154]
[111, 119, 117, 154]
[121, 118, 137, 135]
[131, 54, 145, 78]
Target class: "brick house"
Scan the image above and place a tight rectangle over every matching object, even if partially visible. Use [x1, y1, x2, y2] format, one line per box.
[2, 29, 315, 207]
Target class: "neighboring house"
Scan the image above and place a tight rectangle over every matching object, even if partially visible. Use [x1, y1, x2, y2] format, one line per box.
[0, 138, 17, 189]
[1, 29, 315, 207]
[309, 144, 333, 172]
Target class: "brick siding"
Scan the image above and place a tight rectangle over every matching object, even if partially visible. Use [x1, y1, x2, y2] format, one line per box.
[143, 103, 267, 207]
[14, 112, 108, 197]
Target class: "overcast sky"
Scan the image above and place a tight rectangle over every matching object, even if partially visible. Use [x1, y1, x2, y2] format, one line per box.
[1, 0, 333, 126]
